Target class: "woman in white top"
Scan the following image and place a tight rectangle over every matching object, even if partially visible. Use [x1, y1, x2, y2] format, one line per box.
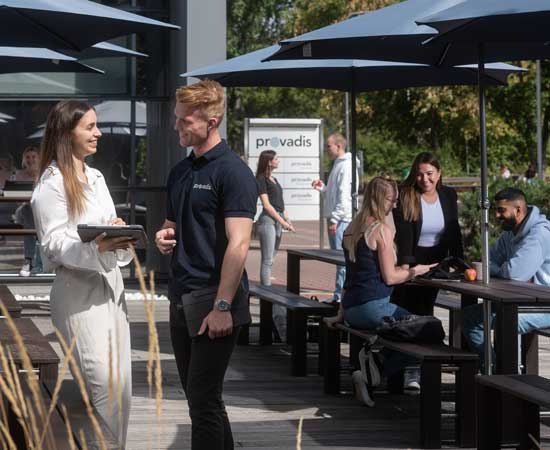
[31, 100, 134, 446]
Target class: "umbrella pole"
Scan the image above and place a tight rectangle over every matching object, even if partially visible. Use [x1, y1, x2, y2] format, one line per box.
[537, 60, 544, 179]
[351, 85, 358, 216]
[478, 44, 492, 375]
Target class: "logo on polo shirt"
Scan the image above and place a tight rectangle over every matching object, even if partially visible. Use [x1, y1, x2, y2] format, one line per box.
[193, 183, 212, 190]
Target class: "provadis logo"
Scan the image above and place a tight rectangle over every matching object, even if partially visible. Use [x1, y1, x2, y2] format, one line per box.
[255, 135, 312, 148]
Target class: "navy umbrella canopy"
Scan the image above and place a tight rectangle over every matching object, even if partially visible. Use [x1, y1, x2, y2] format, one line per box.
[0, 0, 178, 51]
[183, 44, 522, 213]
[0, 46, 104, 74]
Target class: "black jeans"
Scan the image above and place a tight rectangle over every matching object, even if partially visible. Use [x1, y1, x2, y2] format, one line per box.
[169, 301, 241, 450]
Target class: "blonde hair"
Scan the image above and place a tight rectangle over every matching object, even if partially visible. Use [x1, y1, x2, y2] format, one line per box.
[175, 79, 225, 124]
[344, 176, 397, 262]
[328, 132, 346, 149]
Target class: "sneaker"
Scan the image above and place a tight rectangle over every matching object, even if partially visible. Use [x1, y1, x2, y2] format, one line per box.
[352, 370, 375, 407]
[403, 367, 421, 395]
[359, 348, 382, 387]
[19, 262, 32, 277]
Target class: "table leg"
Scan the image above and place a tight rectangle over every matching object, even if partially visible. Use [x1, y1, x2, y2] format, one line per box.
[286, 253, 300, 295]
[494, 303, 518, 374]
[290, 310, 307, 376]
[483, 299, 493, 375]
[259, 299, 273, 345]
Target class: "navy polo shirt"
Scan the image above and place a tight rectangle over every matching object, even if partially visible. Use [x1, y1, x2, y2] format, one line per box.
[166, 140, 258, 299]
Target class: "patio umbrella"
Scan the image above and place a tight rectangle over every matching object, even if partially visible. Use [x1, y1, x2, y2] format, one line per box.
[0, 0, 178, 52]
[0, 46, 103, 74]
[63, 41, 148, 60]
[0, 112, 15, 120]
[183, 44, 522, 213]
[27, 125, 146, 139]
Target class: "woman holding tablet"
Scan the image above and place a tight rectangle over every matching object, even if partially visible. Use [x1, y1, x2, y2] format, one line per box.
[31, 100, 133, 446]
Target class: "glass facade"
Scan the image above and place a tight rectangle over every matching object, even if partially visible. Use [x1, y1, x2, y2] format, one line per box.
[0, 1, 175, 279]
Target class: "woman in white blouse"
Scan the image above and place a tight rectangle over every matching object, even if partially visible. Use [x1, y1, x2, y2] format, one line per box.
[31, 100, 134, 446]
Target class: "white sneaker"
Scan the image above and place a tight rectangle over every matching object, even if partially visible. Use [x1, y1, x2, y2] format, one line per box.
[352, 370, 375, 407]
[19, 262, 31, 277]
[403, 367, 421, 395]
[359, 348, 381, 387]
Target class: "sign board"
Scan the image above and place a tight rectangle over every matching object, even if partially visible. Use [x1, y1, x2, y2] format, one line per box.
[245, 118, 323, 221]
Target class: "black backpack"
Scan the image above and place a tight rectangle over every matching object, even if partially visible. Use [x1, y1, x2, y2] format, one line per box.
[376, 314, 445, 344]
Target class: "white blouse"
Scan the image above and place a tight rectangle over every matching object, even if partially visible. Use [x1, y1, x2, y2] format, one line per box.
[31, 162, 132, 274]
[417, 195, 445, 248]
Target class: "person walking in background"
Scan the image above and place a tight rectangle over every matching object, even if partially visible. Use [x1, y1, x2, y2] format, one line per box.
[463, 188, 550, 372]
[155, 80, 258, 450]
[391, 152, 463, 391]
[31, 100, 134, 446]
[15, 146, 41, 276]
[256, 150, 295, 339]
[312, 132, 353, 303]
[325, 176, 434, 404]
[500, 164, 511, 179]
[524, 163, 537, 183]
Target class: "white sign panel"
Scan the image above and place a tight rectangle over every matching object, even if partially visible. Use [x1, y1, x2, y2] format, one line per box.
[246, 118, 323, 221]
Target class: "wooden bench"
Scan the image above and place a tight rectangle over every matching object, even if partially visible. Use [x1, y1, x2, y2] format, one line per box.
[7, 378, 118, 450]
[477, 374, 550, 450]
[0, 318, 59, 382]
[322, 320, 478, 449]
[0, 285, 22, 318]
[248, 283, 336, 376]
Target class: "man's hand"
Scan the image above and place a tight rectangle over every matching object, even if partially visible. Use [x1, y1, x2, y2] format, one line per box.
[198, 310, 233, 339]
[311, 179, 324, 190]
[155, 227, 176, 254]
[328, 222, 337, 235]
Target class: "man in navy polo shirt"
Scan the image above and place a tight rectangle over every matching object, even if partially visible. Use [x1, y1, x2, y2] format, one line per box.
[155, 79, 258, 450]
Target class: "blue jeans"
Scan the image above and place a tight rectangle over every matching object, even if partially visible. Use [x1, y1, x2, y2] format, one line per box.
[463, 303, 550, 372]
[343, 297, 417, 376]
[328, 220, 348, 301]
[257, 213, 282, 286]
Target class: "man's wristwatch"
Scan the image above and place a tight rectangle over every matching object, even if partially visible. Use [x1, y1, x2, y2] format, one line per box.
[214, 299, 232, 312]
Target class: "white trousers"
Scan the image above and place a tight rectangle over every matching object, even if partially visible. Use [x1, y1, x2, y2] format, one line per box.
[50, 266, 132, 447]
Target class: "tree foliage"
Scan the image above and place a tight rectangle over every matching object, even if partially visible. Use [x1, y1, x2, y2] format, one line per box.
[226, 0, 550, 178]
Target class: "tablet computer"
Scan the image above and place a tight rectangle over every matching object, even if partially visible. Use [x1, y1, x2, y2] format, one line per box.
[77, 224, 148, 249]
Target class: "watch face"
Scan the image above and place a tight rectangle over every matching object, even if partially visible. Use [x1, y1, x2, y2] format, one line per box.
[216, 299, 231, 311]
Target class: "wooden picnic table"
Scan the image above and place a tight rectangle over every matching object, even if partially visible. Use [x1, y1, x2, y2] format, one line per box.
[286, 248, 344, 294]
[415, 277, 550, 375]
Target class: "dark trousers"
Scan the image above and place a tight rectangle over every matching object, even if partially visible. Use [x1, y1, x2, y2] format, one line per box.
[169, 302, 241, 450]
[392, 245, 446, 316]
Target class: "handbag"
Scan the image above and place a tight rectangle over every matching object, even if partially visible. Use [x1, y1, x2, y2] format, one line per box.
[376, 314, 445, 344]
[181, 284, 251, 338]
[419, 255, 472, 281]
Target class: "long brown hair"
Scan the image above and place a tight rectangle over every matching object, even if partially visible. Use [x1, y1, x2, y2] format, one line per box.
[39, 100, 94, 220]
[344, 176, 397, 262]
[400, 152, 442, 222]
[255, 150, 276, 179]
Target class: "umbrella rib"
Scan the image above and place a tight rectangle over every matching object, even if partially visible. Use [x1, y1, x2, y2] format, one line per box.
[11, 8, 82, 51]
[435, 42, 451, 67]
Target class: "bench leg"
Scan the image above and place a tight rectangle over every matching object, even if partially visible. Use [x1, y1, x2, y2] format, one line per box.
[290, 310, 307, 376]
[455, 360, 476, 448]
[477, 382, 502, 450]
[519, 400, 540, 450]
[349, 333, 362, 370]
[521, 332, 538, 375]
[420, 361, 441, 449]
[39, 363, 58, 385]
[322, 322, 340, 394]
[259, 299, 273, 345]
[318, 318, 325, 376]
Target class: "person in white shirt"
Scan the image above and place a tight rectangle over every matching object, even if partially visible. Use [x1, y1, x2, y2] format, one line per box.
[31, 100, 134, 446]
[312, 132, 354, 302]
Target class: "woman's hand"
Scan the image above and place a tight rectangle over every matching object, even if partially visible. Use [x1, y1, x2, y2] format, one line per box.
[283, 220, 296, 232]
[109, 217, 126, 226]
[325, 313, 344, 330]
[95, 233, 135, 253]
[412, 263, 438, 277]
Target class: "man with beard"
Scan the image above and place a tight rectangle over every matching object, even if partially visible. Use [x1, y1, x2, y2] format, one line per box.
[463, 187, 550, 371]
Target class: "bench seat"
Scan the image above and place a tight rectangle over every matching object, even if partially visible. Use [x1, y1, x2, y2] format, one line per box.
[248, 282, 336, 376]
[0, 285, 22, 318]
[477, 374, 550, 449]
[322, 319, 478, 449]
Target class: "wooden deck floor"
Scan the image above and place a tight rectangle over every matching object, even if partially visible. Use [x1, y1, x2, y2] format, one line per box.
[26, 298, 550, 450]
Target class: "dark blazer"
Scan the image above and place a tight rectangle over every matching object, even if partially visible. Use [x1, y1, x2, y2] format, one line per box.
[393, 184, 463, 266]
